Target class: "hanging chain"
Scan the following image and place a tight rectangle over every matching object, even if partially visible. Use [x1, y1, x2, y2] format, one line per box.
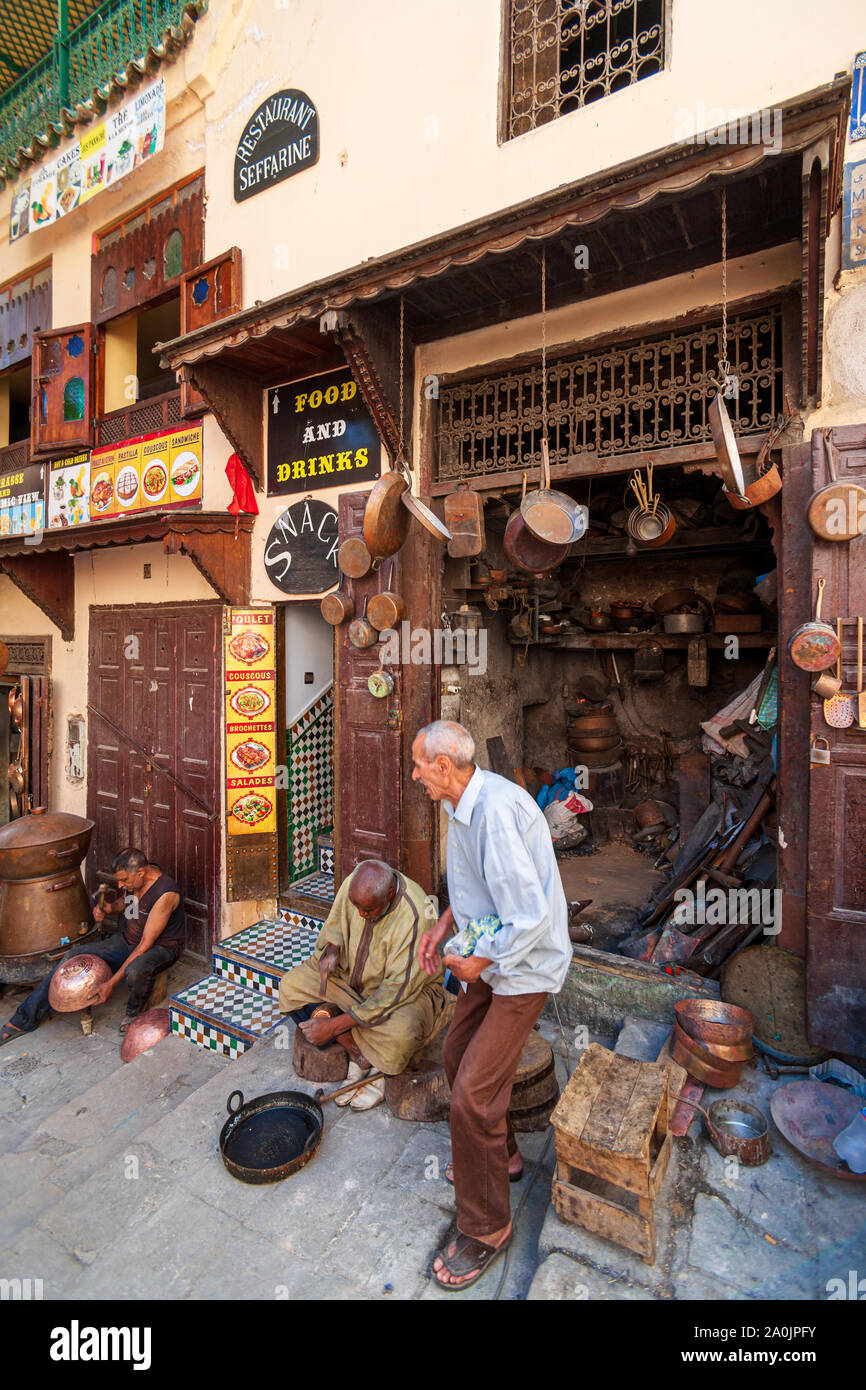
[718, 185, 730, 384]
[398, 294, 405, 463]
[541, 246, 548, 443]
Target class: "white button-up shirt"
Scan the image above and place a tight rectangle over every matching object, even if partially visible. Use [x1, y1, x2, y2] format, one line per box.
[443, 766, 570, 996]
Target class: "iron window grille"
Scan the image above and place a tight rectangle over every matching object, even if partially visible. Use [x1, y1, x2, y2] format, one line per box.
[436, 304, 783, 482]
[504, 0, 667, 141]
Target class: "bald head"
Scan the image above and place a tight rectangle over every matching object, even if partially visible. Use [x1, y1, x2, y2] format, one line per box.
[349, 860, 397, 919]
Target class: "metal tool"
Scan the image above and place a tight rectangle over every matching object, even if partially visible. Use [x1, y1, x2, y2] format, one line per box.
[824, 620, 854, 728]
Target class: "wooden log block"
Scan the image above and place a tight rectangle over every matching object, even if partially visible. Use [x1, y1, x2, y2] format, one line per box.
[144, 972, 169, 1009]
[385, 1055, 451, 1122]
[292, 1026, 349, 1082]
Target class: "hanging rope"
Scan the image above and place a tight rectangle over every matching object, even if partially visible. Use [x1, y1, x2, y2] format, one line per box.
[717, 185, 730, 386]
[541, 246, 548, 444]
[398, 294, 405, 463]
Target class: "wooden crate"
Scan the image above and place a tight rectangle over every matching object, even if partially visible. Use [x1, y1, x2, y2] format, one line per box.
[551, 1042, 672, 1263]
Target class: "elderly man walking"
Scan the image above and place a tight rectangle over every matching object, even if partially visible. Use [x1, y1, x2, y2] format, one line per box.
[279, 859, 447, 1111]
[414, 720, 569, 1290]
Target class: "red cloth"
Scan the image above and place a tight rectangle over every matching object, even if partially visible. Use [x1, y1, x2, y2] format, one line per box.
[225, 453, 258, 537]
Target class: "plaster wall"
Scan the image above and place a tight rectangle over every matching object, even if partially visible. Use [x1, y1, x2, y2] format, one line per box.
[175, 0, 865, 310]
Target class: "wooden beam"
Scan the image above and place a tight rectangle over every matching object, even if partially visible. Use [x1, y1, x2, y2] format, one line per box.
[163, 520, 251, 605]
[184, 361, 263, 489]
[0, 552, 74, 640]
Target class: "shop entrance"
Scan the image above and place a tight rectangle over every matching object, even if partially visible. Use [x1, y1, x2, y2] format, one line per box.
[281, 601, 335, 891]
[87, 602, 221, 960]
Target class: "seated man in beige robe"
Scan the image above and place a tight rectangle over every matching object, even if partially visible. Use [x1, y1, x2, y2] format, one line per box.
[279, 859, 447, 1110]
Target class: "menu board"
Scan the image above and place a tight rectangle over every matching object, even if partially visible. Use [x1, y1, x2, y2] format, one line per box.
[88, 424, 202, 521]
[0, 461, 45, 537]
[225, 609, 278, 837]
[47, 451, 91, 528]
[9, 78, 165, 242]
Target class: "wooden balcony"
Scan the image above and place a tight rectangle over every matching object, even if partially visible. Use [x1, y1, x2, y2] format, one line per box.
[96, 389, 182, 446]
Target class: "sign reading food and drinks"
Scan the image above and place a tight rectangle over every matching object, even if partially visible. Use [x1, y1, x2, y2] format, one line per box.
[0, 460, 45, 537]
[88, 424, 202, 521]
[225, 608, 278, 837]
[233, 89, 319, 202]
[9, 77, 165, 243]
[266, 366, 379, 495]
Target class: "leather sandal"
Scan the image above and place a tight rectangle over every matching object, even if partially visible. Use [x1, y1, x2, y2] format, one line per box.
[0, 1022, 26, 1048]
[431, 1230, 512, 1291]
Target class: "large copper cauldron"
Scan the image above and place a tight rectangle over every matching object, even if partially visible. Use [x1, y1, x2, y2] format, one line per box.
[0, 807, 96, 984]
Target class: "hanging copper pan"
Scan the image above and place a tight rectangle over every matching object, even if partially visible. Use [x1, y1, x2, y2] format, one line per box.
[338, 537, 374, 579]
[520, 440, 588, 545]
[363, 464, 410, 559]
[320, 572, 354, 627]
[504, 474, 570, 574]
[788, 576, 840, 672]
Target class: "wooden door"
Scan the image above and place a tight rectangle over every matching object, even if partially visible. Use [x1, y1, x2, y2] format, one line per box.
[31, 323, 95, 454]
[335, 491, 402, 881]
[87, 603, 221, 960]
[805, 425, 866, 1054]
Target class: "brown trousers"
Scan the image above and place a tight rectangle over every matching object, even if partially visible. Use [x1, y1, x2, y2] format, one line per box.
[443, 979, 547, 1239]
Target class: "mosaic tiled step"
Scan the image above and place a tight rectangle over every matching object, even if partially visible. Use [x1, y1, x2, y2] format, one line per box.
[214, 917, 321, 999]
[318, 836, 334, 876]
[170, 974, 284, 1059]
[289, 869, 335, 904]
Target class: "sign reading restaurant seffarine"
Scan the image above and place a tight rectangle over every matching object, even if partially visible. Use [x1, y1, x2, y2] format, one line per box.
[234, 89, 319, 201]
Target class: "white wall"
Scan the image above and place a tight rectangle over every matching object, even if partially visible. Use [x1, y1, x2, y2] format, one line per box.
[284, 601, 334, 725]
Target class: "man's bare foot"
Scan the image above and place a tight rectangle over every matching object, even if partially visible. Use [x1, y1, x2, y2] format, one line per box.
[431, 1224, 513, 1289]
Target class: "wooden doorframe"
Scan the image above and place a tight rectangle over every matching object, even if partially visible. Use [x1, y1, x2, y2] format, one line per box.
[86, 599, 223, 959]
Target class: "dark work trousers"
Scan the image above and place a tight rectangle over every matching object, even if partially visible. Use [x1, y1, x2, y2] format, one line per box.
[8, 932, 178, 1033]
[442, 978, 547, 1240]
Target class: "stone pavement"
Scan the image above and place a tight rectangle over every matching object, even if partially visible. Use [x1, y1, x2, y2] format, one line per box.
[2, 978, 863, 1302]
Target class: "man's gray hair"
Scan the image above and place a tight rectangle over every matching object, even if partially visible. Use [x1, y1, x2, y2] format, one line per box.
[417, 720, 476, 768]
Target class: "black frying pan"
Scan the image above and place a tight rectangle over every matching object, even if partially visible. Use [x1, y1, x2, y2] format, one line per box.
[219, 1089, 324, 1184]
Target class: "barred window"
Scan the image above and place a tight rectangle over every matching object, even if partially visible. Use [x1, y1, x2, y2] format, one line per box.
[505, 0, 666, 140]
[436, 305, 784, 483]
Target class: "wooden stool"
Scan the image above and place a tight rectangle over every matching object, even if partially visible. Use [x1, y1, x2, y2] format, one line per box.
[292, 1025, 349, 1083]
[550, 1042, 672, 1264]
[144, 972, 169, 1010]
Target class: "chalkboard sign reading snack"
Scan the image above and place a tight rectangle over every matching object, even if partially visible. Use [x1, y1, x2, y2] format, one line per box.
[267, 366, 380, 496]
[263, 498, 339, 595]
[234, 89, 319, 202]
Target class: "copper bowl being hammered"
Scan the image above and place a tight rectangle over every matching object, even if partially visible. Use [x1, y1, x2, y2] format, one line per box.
[48, 954, 112, 1012]
[120, 1008, 171, 1062]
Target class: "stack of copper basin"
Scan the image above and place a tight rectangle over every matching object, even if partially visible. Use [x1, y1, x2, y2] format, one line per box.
[672, 999, 755, 1089]
[567, 703, 621, 765]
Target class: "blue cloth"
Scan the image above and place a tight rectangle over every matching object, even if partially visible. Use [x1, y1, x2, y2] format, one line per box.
[443, 767, 570, 996]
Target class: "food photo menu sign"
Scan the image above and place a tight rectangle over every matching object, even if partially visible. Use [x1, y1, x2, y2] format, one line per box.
[89, 424, 202, 521]
[225, 608, 278, 836]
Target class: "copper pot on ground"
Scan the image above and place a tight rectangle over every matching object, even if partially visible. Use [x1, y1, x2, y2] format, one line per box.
[0, 808, 96, 984]
[121, 1008, 172, 1062]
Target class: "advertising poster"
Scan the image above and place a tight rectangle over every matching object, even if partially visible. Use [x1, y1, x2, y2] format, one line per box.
[0, 461, 45, 537]
[9, 78, 165, 242]
[47, 451, 91, 528]
[82, 424, 202, 525]
[266, 365, 379, 496]
[225, 609, 278, 836]
[89, 444, 117, 521]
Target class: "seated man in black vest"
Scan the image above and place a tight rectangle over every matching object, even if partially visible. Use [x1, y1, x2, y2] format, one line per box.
[0, 847, 186, 1044]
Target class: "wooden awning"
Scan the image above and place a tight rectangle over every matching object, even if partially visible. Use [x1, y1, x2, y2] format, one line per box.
[0, 513, 252, 639]
[154, 78, 848, 487]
